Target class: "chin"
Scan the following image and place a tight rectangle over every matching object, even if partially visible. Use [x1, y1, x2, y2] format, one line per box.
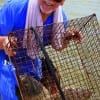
[40, 5, 53, 14]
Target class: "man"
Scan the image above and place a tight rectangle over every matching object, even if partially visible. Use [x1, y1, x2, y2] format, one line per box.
[0, 0, 82, 99]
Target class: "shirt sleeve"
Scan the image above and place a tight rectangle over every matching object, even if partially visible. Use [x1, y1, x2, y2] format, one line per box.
[0, 1, 14, 36]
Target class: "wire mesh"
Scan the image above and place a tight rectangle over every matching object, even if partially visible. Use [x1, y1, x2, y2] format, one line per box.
[8, 14, 100, 100]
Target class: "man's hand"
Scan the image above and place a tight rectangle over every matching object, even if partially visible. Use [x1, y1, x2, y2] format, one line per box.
[3, 36, 17, 56]
[51, 28, 83, 51]
[65, 28, 83, 43]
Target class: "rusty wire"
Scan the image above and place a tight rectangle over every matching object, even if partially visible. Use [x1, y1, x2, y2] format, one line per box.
[8, 14, 100, 100]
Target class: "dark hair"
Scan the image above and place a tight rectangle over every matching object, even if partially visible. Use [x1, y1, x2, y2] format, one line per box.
[55, 0, 64, 2]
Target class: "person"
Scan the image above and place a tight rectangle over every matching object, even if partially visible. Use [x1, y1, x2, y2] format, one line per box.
[0, 0, 83, 99]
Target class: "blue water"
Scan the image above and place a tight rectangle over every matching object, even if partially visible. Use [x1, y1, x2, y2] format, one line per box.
[63, 0, 100, 23]
[0, 0, 100, 22]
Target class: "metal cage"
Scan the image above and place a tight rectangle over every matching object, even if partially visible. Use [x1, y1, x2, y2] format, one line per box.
[8, 14, 100, 100]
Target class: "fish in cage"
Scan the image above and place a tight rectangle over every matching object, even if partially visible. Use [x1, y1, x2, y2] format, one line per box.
[6, 13, 100, 100]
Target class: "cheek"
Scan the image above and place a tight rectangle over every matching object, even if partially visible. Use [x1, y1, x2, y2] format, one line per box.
[39, 0, 43, 8]
[52, 4, 59, 10]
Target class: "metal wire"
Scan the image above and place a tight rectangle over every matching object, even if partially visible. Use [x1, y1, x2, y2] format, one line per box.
[8, 13, 100, 100]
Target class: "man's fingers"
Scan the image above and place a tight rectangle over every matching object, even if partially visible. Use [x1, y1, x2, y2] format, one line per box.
[5, 48, 16, 56]
[3, 36, 17, 56]
[73, 31, 83, 43]
[65, 28, 83, 43]
[4, 43, 16, 56]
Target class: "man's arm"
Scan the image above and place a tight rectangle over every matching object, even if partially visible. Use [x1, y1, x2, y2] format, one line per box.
[0, 35, 16, 56]
[0, 1, 16, 55]
[51, 10, 83, 51]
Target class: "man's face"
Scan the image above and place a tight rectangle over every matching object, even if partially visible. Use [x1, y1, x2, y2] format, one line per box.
[39, 0, 64, 14]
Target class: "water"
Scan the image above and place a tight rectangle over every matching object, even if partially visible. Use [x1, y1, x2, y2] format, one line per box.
[0, 0, 100, 22]
[63, 0, 100, 23]
[0, 0, 6, 6]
